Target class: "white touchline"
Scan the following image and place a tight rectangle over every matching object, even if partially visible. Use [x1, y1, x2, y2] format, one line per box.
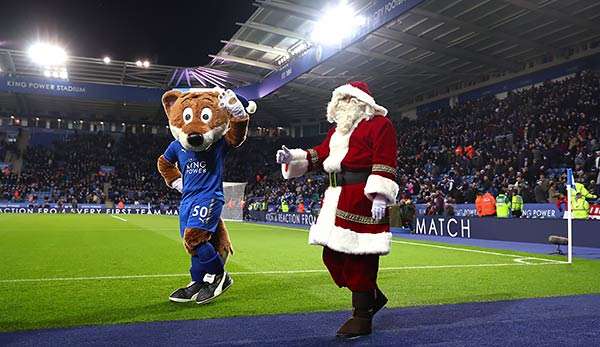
[391, 240, 566, 264]
[0, 262, 566, 284]
[110, 215, 128, 222]
[245, 223, 566, 265]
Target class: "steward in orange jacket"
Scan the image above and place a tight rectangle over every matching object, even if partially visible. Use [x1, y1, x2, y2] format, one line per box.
[477, 192, 496, 217]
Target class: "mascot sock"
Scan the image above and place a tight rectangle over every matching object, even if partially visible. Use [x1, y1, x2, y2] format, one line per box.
[190, 242, 224, 282]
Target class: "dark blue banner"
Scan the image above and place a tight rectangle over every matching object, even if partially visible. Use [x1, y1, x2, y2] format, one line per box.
[0, 206, 178, 215]
[235, 0, 426, 100]
[246, 210, 317, 226]
[414, 216, 599, 248]
[415, 203, 563, 219]
[0, 74, 164, 104]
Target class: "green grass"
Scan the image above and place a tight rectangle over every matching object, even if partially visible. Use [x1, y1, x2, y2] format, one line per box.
[0, 213, 599, 332]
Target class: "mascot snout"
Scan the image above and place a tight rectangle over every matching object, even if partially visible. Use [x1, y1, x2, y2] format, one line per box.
[187, 133, 204, 147]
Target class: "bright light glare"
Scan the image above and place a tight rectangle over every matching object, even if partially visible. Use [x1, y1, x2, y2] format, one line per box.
[135, 60, 143, 67]
[311, 2, 366, 45]
[142, 60, 150, 68]
[103, 56, 111, 64]
[28, 42, 67, 66]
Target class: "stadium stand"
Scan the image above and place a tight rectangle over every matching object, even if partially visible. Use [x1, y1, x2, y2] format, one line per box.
[1, 71, 599, 213]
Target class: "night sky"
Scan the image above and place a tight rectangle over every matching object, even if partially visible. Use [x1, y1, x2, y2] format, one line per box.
[0, 0, 256, 67]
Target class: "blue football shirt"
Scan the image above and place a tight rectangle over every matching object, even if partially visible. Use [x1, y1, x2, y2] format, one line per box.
[162, 138, 229, 201]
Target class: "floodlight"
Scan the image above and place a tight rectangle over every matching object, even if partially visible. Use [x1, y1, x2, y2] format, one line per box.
[311, 1, 366, 45]
[59, 69, 68, 79]
[43, 70, 51, 77]
[142, 60, 150, 68]
[28, 42, 67, 66]
[135, 60, 143, 67]
[52, 71, 59, 78]
[103, 56, 111, 64]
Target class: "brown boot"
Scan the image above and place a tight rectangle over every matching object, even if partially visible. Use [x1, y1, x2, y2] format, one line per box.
[336, 291, 374, 339]
[373, 287, 388, 315]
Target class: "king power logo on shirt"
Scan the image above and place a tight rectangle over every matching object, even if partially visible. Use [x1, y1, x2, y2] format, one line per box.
[185, 160, 207, 175]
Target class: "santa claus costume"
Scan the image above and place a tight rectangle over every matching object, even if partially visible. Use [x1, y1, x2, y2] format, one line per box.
[277, 81, 398, 338]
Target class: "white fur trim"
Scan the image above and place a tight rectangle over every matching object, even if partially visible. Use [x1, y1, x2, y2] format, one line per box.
[322, 124, 358, 173]
[281, 160, 308, 179]
[364, 174, 399, 203]
[289, 148, 307, 161]
[333, 84, 388, 116]
[309, 186, 392, 255]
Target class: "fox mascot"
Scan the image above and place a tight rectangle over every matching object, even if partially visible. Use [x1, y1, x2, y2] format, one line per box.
[157, 88, 255, 304]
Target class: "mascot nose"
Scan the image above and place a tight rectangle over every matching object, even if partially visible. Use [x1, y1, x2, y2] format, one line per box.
[188, 133, 204, 146]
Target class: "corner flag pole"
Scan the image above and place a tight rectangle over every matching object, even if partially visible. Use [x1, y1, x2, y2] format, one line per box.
[566, 168, 574, 264]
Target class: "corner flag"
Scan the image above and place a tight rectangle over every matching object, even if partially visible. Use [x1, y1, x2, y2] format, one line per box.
[565, 168, 574, 264]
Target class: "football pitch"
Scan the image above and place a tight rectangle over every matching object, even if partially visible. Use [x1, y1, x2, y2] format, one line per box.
[1, 213, 599, 333]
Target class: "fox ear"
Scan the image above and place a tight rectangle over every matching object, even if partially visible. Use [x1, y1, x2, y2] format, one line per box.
[161, 90, 183, 116]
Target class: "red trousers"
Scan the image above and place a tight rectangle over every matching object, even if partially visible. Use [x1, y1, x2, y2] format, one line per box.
[322, 246, 380, 292]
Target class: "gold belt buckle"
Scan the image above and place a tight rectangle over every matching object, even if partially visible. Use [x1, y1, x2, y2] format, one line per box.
[328, 172, 337, 187]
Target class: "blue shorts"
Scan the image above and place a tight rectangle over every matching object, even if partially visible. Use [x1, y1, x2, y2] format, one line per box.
[179, 197, 223, 237]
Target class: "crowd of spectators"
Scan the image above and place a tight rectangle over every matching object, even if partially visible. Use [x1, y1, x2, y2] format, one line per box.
[392, 70, 600, 213]
[1, 71, 599, 213]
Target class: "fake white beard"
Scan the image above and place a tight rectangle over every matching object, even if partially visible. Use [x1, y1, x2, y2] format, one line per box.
[327, 98, 374, 134]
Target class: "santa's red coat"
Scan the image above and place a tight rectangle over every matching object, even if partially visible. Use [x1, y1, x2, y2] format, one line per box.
[282, 114, 399, 255]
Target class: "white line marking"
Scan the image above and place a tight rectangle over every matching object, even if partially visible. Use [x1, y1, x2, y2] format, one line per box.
[391, 240, 565, 264]
[245, 223, 567, 264]
[0, 262, 566, 284]
[110, 215, 128, 222]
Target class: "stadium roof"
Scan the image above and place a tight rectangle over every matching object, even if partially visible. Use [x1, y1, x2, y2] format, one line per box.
[1, 0, 600, 126]
[212, 0, 600, 124]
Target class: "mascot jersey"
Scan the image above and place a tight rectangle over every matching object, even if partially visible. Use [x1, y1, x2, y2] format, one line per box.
[163, 138, 228, 200]
[163, 138, 229, 235]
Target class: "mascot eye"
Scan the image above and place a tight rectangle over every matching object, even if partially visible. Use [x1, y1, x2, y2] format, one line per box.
[200, 108, 212, 123]
[183, 107, 194, 124]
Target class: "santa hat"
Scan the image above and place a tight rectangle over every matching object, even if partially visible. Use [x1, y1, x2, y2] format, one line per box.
[331, 81, 388, 116]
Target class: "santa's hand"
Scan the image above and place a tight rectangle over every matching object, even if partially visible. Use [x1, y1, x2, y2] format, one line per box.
[219, 89, 247, 118]
[276, 145, 292, 164]
[171, 178, 183, 193]
[371, 194, 387, 221]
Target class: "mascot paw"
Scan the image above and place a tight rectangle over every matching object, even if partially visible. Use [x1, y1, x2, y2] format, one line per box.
[183, 228, 211, 255]
[219, 90, 247, 118]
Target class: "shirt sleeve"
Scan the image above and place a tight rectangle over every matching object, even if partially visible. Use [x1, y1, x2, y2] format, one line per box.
[163, 141, 179, 164]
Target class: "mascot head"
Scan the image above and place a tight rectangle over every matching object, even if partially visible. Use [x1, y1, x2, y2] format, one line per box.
[161, 87, 255, 151]
[326, 81, 387, 134]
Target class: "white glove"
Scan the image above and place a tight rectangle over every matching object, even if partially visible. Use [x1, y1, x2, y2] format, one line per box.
[276, 145, 292, 164]
[219, 89, 247, 118]
[171, 178, 183, 193]
[371, 194, 388, 221]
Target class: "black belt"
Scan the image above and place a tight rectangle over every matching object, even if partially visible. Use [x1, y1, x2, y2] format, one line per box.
[328, 171, 370, 187]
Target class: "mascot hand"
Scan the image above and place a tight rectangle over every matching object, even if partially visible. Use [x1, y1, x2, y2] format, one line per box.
[219, 89, 247, 118]
[371, 194, 387, 221]
[171, 178, 183, 193]
[276, 145, 292, 164]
